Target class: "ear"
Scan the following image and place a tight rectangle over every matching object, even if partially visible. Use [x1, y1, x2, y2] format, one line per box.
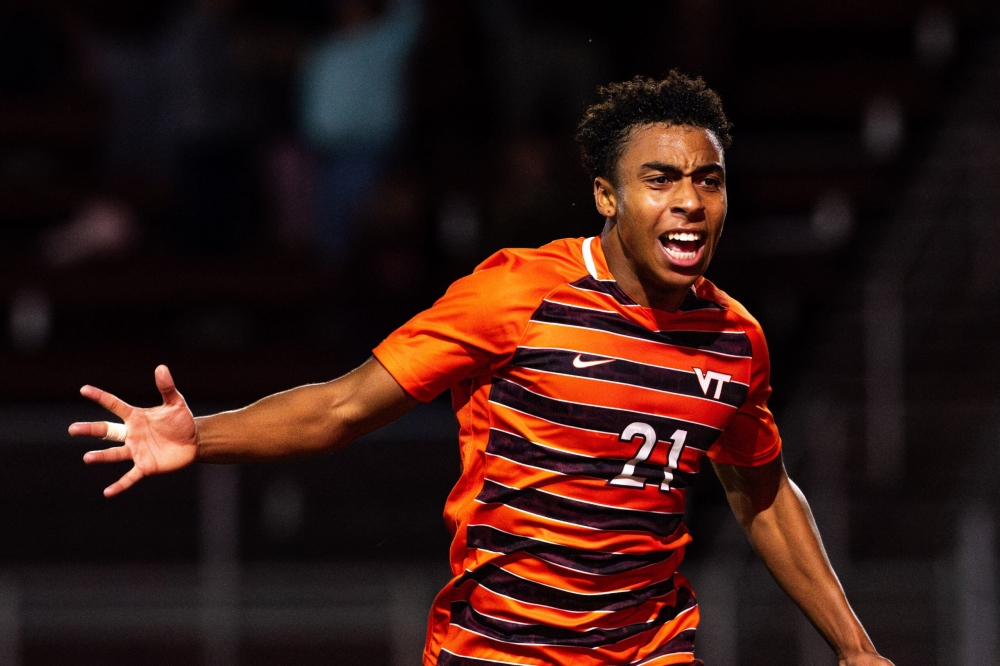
[593, 177, 618, 220]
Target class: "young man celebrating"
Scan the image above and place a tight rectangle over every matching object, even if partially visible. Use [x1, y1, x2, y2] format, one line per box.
[71, 74, 893, 666]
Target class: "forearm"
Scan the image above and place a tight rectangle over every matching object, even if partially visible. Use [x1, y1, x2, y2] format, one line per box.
[742, 478, 875, 660]
[195, 383, 343, 463]
[195, 358, 417, 463]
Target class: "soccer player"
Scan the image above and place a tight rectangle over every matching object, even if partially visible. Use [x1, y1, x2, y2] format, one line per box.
[70, 73, 893, 666]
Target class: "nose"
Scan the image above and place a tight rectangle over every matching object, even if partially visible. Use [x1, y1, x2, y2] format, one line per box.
[668, 177, 703, 218]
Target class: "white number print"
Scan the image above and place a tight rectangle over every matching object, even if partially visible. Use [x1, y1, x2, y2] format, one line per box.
[659, 429, 687, 492]
[608, 422, 688, 492]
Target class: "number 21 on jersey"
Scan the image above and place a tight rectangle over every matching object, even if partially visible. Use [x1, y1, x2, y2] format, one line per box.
[609, 422, 687, 492]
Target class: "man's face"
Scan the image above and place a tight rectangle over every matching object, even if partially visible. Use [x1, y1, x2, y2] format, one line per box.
[596, 123, 727, 309]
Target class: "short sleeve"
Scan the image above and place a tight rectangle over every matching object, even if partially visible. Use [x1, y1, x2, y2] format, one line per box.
[373, 251, 544, 402]
[706, 321, 782, 467]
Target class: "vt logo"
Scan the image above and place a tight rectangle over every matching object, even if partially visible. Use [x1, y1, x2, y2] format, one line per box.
[693, 367, 732, 400]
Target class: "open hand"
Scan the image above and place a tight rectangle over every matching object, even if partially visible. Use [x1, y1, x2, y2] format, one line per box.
[69, 365, 198, 497]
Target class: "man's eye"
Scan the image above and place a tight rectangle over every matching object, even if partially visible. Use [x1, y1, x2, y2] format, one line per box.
[652, 176, 669, 184]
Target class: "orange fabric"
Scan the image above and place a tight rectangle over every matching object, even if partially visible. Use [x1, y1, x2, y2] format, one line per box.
[373, 237, 781, 666]
[704, 298, 782, 467]
[372, 244, 580, 403]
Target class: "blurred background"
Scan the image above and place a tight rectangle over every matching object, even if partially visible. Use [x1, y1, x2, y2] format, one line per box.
[0, 0, 998, 664]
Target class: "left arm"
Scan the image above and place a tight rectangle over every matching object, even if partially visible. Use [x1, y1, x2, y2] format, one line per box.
[713, 456, 893, 666]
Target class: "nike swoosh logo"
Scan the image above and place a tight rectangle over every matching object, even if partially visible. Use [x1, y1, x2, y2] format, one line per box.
[572, 354, 615, 369]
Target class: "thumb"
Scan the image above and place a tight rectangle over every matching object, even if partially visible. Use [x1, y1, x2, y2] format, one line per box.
[154, 364, 182, 406]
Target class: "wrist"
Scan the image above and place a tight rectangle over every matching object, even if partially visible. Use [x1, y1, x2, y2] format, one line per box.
[836, 644, 880, 662]
[192, 415, 207, 462]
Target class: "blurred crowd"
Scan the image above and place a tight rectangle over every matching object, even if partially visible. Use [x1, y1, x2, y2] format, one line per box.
[2, 0, 618, 298]
[3, 1, 986, 384]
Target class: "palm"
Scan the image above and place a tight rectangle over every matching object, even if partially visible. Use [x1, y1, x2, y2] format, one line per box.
[124, 395, 196, 473]
[70, 365, 197, 496]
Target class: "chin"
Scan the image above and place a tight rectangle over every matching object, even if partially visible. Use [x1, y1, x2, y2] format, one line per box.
[651, 269, 700, 293]
[660, 260, 705, 283]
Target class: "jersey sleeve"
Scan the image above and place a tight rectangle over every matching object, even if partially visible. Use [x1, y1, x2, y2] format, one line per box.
[373, 251, 542, 402]
[707, 320, 782, 467]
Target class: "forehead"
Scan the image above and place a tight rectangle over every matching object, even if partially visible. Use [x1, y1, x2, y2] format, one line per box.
[617, 123, 724, 172]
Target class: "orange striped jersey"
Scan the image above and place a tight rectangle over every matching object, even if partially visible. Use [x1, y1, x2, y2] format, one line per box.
[373, 236, 782, 666]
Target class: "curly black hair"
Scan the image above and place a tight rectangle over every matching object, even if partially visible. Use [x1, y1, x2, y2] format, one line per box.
[575, 72, 732, 184]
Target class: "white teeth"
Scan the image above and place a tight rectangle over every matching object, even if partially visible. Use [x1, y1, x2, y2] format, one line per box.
[666, 231, 701, 241]
[663, 246, 697, 261]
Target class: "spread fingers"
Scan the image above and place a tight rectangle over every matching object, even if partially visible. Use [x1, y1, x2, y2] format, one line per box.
[70, 421, 125, 439]
[79, 385, 133, 420]
[104, 466, 144, 497]
[83, 446, 132, 465]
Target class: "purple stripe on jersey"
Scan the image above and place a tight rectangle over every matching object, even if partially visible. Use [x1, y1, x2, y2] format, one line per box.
[634, 628, 697, 664]
[476, 480, 684, 538]
[448, 586, 695, 648]
[466, 524, 675, 575]
[510, 347, 748, 408]
[440, 642, 701, 666]
[531, 301, 752, 358]
[571, 276, 723, 313]
[489, 378, 721, 452]
[487, 429, 697, 490]
[454, 563, 676, 613]
[570, 275, 640, 305]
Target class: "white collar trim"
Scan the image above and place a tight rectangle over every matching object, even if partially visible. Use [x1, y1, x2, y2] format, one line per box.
[582, 236, 599, 279]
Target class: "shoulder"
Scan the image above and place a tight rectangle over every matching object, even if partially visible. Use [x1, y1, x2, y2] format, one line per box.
[474, 237, 589, 275]
[468, 237, 591, 298]
[695, 277, 769, 353]
[693, 278, 757, 326]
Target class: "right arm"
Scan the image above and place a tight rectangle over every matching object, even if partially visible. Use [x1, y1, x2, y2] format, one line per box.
[74, 251, 536, 497]
[70, 358, 418, 497]
[196, 357, 417, 463]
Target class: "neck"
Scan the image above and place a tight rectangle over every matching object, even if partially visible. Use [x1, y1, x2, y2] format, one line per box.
[599, 220, 691, 312]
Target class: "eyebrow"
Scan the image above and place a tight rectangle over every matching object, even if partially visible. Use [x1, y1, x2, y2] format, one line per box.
[639, 161, 725, 175]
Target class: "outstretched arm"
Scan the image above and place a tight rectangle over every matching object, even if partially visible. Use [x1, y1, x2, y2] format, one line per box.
[70, 358, 418, 497]
[712, 456, 893, 666]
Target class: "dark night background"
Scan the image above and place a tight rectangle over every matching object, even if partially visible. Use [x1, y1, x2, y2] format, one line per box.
[0, 1, 998, 664]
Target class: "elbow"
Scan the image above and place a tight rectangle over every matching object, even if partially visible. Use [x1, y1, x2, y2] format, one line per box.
[283, 382, 359, 455]
[321, 380, 376, 452]
[725, 490, 759, 533]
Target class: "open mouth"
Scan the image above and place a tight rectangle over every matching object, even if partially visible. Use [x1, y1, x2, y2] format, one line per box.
[658, 230, 706, 267]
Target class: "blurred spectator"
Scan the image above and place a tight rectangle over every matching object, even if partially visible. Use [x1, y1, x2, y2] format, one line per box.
[363, 169, 427, 298]
[42, 198, 139, 266]
[158, 0, 265, 255]
[299, 0, 423, 263]
[0, 2, 104, 259]
[472, 0, 605, 135]
[86, 3, 167, 177]
[435, 192, 483, 262]
[8, 287, 51, 355]
[266, 138, 318, 251]
[82, 0, 265, 256]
